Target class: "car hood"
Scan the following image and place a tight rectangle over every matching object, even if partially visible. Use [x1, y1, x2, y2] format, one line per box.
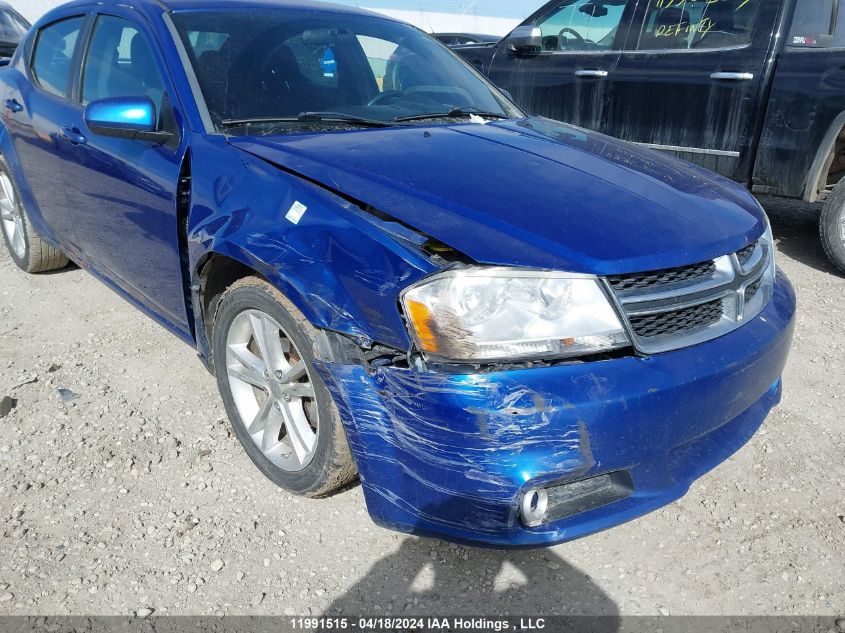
[228, 117, 765, 275]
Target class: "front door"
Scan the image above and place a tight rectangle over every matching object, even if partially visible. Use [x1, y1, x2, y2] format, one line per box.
[62, 11, 190, 332]
[487, 0, 638, 131]
[606, 0, 782, 182]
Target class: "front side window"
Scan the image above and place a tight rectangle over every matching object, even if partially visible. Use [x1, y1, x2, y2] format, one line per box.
[637, 0, 762, 51]
[171, 10, 521, 133]
[81, 15, 166, 115]
[533, 0, 628, 51]
[31, 16, 84, 97]
[788, 0, 843, 47]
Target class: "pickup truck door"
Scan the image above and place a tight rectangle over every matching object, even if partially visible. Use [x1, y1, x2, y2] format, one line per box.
[2, 15, 87, 251]
[605, 0, 782, 183]
[60, 11, 191, 333]
[486, 0, 638, 131]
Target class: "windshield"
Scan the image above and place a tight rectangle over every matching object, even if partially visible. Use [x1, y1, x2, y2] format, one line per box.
[170, 9, 522, 134]
[0, 6, 29, 43]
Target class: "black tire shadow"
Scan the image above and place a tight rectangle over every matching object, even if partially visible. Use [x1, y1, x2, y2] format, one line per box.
[757, 196, 841, 276]
[323, 528, 619, 626]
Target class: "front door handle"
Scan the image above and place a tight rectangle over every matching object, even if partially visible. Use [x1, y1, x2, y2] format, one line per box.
[61, 126, 87, 145]
[4, 98, 23, 113]
[710, 71, 754, 81]
[575, 69, 609, 78]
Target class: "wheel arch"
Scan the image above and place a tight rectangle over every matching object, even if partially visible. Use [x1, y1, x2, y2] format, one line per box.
[804, 110, 845, 203]
[191, 248, 328, 369]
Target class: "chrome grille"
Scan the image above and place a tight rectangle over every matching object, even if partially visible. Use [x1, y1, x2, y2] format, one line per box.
[606, 239, 773, 354]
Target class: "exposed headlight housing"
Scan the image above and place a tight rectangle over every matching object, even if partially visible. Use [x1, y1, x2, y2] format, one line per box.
[401, 267, 630, 363]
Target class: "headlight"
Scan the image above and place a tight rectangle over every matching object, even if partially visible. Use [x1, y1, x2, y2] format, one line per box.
[401, 267, 630, 362]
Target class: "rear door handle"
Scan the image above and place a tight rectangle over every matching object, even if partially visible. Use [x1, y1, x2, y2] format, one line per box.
[575, 69, 609, 78]
[710, 72, 754, 81]
[61, 126, 87, 145]
[4, 98, 23, 113]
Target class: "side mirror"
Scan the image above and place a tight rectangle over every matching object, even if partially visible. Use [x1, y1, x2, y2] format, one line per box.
[507, 26, 542, 55]
[84, 96, 172, 143]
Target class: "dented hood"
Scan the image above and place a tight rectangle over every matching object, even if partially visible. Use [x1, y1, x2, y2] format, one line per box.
[228, 117, 765, 275]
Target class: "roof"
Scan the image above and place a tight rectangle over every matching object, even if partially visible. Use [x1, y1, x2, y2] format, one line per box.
[41, 0, 385, 18]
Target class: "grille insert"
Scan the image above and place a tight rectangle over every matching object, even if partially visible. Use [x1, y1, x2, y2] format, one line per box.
[607, 260, 716, 293]
[628, 299, 724, 339]
[736, 242, 757, 267]
[745, 277, 762, 301]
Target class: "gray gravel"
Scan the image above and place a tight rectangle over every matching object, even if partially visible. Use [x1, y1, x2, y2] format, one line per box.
[0, 199, 842, 616]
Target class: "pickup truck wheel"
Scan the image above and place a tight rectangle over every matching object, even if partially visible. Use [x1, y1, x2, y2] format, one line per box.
[821, 181, 845, 274]
[212, 277, 356, 497]
[0, 157, 68, 273]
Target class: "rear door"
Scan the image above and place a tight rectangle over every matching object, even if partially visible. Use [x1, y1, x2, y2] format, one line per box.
[487, 0, 638, 131]
[3, 15, 87, 249]
[60, 10, 190, 331]
[606, 0, 782, 182]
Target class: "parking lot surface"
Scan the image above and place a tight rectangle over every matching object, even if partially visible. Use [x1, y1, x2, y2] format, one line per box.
[0, 200, 842, 617]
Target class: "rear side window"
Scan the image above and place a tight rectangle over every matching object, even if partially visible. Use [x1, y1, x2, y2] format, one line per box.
[788, 0, 843, 47]
[533, 0, 630, 52]
[30, 16, 84, 97]
[637, 0, 762, 50]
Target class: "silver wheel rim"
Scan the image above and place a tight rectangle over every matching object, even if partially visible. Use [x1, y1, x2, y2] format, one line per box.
[225, 309, 319, 472]
[0, 173, 25, 259]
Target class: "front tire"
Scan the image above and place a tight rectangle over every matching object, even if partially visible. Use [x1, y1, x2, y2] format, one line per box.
[821, 180, 845, 274]
[0, 156, 68, 273]
[212, 277, 356, 497]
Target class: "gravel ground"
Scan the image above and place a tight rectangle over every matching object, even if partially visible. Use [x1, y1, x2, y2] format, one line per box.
[0, 199, 842, 618]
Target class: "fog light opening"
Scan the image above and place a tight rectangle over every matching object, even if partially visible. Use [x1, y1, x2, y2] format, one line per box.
[520, 488, 549, 527]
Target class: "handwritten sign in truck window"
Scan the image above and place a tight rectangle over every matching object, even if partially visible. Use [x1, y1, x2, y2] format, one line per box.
[639, 0, 759, 50]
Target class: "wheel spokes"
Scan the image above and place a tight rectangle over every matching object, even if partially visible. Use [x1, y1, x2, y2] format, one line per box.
[10, 223, 25, 257]
[249, 313, 287, 372]
[247, 397, 274, 435]
[225, 308, 320, 472]
[261, 406, 285, 452]
[227, 343, 269, 389]
[283, 382, 315, 399]
[281, 402, 316, 464]
[0, 200, 13, 221]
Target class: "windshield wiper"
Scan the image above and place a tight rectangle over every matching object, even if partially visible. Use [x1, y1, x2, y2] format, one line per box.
[393, 107, 510, 123]
[221, 112, 395, 128]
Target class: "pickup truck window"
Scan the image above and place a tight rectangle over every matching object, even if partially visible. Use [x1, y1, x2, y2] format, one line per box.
[788, 0, 841, 47]
[637, 0, 761, 50]
[533, 0, 629, 52]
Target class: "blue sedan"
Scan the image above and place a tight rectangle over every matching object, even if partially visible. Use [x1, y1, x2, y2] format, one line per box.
[0, 0, 795, 547]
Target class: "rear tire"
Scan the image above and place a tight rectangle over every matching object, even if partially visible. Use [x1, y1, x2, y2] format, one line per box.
[820, 180, 845, 275]
[212, 277, 357, 497]
[0, 156, 68, 273]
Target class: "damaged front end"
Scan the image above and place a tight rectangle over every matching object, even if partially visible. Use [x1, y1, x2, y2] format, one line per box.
[188, 135, 795, 548]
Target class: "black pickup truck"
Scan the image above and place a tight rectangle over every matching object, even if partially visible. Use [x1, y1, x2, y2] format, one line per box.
[456, 0, 845, 273]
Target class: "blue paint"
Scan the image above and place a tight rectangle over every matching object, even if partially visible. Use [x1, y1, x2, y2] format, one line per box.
[84, 96, 157, 132]
[0, 0, 797, 548]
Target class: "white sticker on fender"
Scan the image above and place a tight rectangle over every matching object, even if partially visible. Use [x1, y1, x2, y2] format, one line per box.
[285, 201, 307, 224]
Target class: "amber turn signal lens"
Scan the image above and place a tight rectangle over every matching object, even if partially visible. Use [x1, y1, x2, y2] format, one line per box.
[405, 299, 440, 353]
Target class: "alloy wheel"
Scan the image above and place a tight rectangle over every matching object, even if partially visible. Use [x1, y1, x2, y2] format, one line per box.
[225, 309, 319, 471]
[0, 173, 25, 259]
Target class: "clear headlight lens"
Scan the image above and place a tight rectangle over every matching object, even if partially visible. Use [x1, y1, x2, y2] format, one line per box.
[401, 268, 630, 362]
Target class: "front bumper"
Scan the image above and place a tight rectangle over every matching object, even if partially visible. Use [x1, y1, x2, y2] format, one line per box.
[317, 272, 796, 548]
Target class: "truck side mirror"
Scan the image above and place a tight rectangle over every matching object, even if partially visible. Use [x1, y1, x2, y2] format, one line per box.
[507, 26, 542, 56]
